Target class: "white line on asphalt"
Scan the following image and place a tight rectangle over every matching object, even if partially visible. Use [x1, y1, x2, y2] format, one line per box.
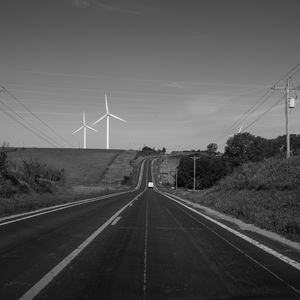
[143, 198, 149, 300]
[1, 160, 147, 227]
[0, 194, 124, 227]
[18, 160, 149, 300]
[19, 190, 147, 300]
[111, 216, 121, 226]
[142, 163, 149, 300]
[161, 192, 300, 272]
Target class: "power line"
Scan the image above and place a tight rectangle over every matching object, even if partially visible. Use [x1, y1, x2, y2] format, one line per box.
[242, 96, 284, 132]
[0, 85, 73, 148]
[274, 62, 300, 86]
[219, 96, 285, 151]
[0, 99, 59, 147]
[216, 62, 300, 143]
[226, 90, 274, 135]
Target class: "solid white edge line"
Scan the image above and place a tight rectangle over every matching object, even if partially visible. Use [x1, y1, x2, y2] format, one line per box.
[0, 193, 125, 227]
[0, 159, 146, 227]
[159, 190, 300, 272]
[111, 216, 121, 226]
[19, 160, 149, 300]
[0, 192, 125, 223]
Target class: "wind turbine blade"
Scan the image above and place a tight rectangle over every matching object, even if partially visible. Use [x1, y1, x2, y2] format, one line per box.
[73, 126, 84, 134]
[110, 114, 126, 122]
[83, 112, 86, 126]
[105, 93, 109, 114]
[86, 125, 97, 132]
[92, 114, 107, 125]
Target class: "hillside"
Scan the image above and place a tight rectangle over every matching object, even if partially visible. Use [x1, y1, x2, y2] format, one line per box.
[161, 155, 300, 242]
[157, 156, 180, 186]
[7, 148, 133, 186]
[100, 150, 137, 188]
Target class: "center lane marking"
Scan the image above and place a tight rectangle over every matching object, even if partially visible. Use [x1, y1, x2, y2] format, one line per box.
[19, 160, 150, 300]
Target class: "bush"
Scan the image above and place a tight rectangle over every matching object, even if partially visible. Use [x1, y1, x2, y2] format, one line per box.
[0, 145, 9, 178]
[0, 148, 66, 197]
[217, 156, 300, 191]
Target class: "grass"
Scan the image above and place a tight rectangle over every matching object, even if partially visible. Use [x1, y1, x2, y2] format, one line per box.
[100, 150, 137, 187]
[1, 148, 139, 217]
[157, 156, 180, 186]
[158, 156, 300, 242]
[217, 156, 300, 191]
[0, 185, 128, 218]
[7, 148, 123, 186]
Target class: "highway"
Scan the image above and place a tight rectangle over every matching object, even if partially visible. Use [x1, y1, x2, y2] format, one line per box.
[0, 159, 300, 299]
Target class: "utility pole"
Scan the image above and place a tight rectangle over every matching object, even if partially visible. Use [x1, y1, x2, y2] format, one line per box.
[175, 169, 178, 190]
[285, 80, 290, 158]
[191, 156, 199, 191]
[272, 78, 299, 159]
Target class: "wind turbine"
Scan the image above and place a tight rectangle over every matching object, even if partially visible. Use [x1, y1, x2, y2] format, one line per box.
[73, 112, 97, 149]
[92, 93, 126, 149]
[229, 125, 243, 138]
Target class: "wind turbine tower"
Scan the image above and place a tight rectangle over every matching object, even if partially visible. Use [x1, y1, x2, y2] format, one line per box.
[73, 112, 97, 149]
[92, 93, 126, 149]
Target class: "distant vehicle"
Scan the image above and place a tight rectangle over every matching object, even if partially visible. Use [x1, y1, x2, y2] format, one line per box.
[148, 182, 154, 188]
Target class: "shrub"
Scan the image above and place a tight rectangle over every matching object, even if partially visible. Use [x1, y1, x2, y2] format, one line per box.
[217, 156, 300, 191]
[0, 145, 9, 178]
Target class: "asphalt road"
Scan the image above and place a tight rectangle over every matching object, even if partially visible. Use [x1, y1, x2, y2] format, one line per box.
[1, 159, 300, 300]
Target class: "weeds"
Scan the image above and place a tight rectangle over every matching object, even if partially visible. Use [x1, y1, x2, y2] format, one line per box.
[163, 155, 300, 242]
[1, 145, 66, 197]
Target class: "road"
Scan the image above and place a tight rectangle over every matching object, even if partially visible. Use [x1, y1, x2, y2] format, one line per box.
[0, 159, 300, 299]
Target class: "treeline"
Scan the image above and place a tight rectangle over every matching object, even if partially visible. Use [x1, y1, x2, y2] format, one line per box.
[177, 133, 300, 189]
[0, 145, 65, 197]
[139, 146, 166, 156]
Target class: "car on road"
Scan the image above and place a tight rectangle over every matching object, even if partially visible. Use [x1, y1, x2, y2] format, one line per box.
[147, 182, 154, 188]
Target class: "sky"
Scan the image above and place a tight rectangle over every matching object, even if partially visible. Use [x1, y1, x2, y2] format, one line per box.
[0, 0, 299, 151]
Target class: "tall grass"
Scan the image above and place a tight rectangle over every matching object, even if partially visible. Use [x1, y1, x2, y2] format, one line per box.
[217, 156, 300, 191]
[163, 155, 300, 242]
[1, 147, 139, 217]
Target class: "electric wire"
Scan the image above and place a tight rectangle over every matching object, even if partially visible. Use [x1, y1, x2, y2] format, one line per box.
[0, 99, 59, 147]
[219, 97, 284, 150]
[0, 85, 73, 148]
[216, 62, 300, 143]
[225, 89, 274, 134]
[0, 92, 62, 147]
[242, 96, 284, 132]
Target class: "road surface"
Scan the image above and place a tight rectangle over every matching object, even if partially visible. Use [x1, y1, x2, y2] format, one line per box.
[0, 159, 300, 299]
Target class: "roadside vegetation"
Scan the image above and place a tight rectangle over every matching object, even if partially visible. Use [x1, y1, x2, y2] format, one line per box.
[157, 133, 300, 242]
[0, 145, 139, 217]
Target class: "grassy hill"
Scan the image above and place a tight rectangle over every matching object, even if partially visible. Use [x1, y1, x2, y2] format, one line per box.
[0, 147, 138, 217]
[161, 155, 300, 242]
[157, 156, 180, 186]
[100, 150, 137, 187]
[7, 148, 128, 186]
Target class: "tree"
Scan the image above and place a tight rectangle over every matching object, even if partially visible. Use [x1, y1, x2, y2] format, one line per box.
[206, 143, 218, 155]
[224, 133, 264, 165]
[0, 145, 9, 178]
[177, 155, 228, 189]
